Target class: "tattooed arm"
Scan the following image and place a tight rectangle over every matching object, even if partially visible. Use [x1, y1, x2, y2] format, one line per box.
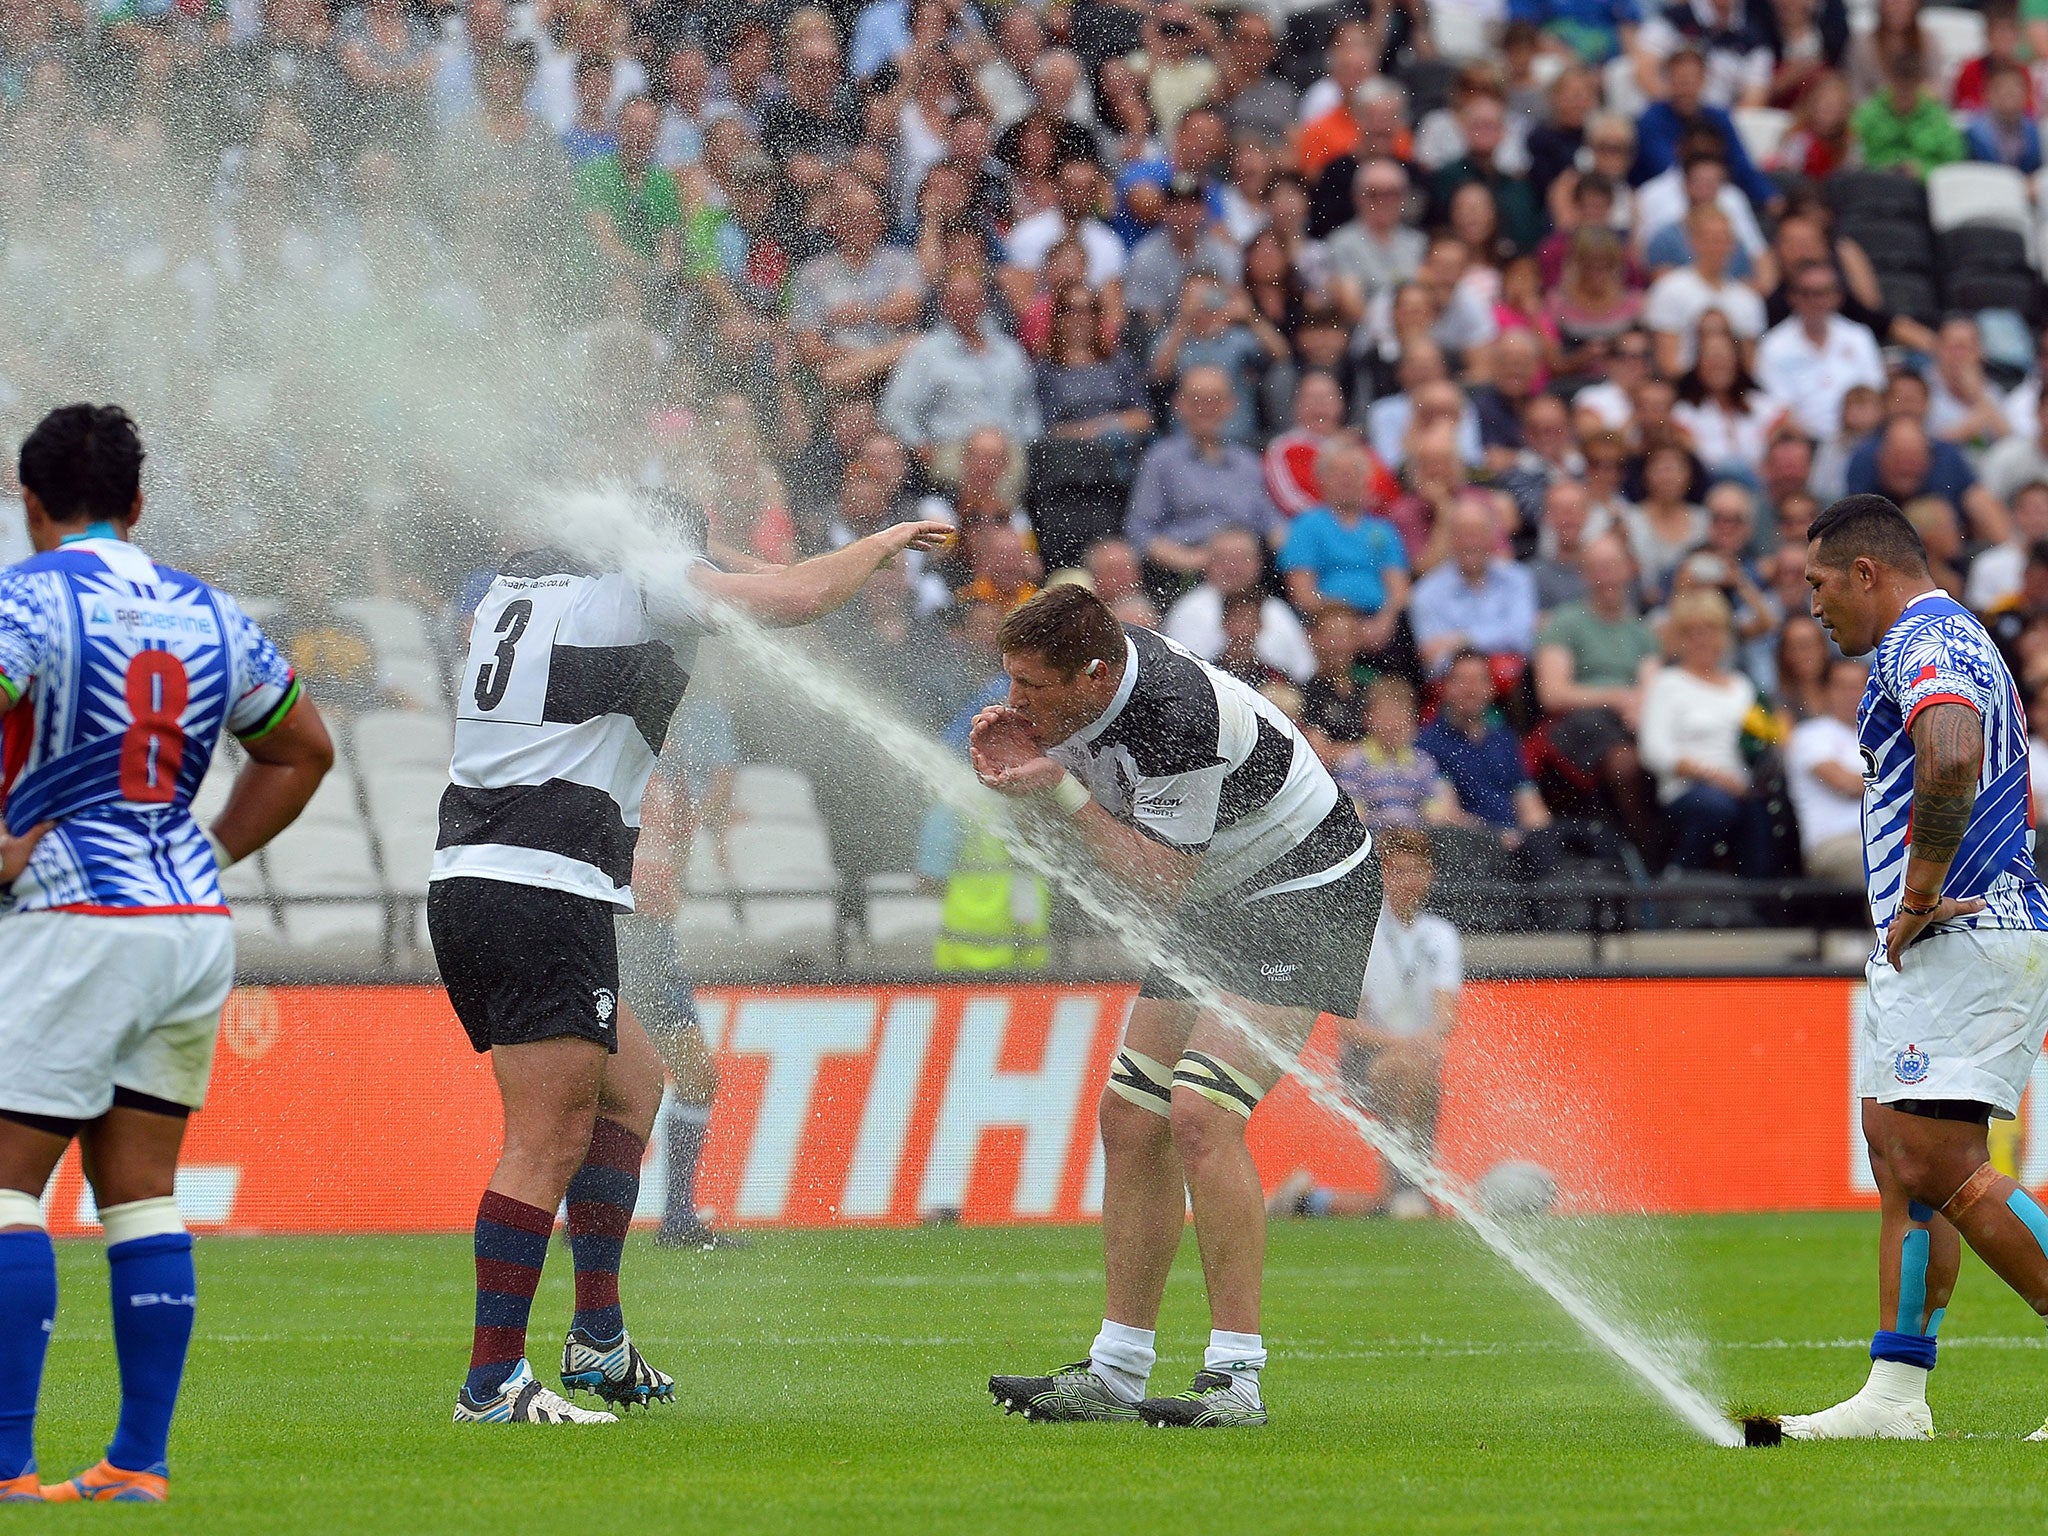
[1886, 701, 1990, 968]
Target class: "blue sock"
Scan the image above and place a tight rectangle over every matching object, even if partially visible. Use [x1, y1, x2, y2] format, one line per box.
[0, 1230, 57, 1480]
[105, 1233, 195, 1476]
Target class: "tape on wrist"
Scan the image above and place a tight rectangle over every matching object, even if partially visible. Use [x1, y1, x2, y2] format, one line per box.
[205, 828, 237, 870]
[1049, 772, 1092, 817]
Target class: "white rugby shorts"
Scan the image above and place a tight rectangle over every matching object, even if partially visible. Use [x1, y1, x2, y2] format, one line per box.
[1860, 927, 2048, 1118]
[0, 911, 235, 1123]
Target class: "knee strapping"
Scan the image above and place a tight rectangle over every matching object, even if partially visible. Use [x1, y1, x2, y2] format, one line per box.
[1172, 1051, 1264, 1120]
[1942, 1162, 2005, 1224]
[100, 1197, 184, 1246]
[0, 1190, 44, 1230]
[1108, 1050, 1174, 1118]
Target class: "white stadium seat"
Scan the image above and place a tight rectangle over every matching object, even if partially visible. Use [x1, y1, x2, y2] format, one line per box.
[1927, 162, 2037, 263]
[350, 709, 454, 771]
[360, 766, 447, 889]
[860, 872, 943, 966]
[1919, 7, 1987, 93]
[1733, 107, 1792, 168]
[726, 821, 839, 892]
[293, 758, 363, 829]
[731, 763, 820, 824]
[266, 819, 381, 898]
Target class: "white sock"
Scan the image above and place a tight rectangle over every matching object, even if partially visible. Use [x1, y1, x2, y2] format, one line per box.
[1206, 1329, 1267, 1406]
[1864, 1358, 1930, 1406]
[1089, 1320, 1155, 1404]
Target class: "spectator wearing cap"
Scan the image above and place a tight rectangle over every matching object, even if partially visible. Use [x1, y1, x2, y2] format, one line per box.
[1753, 262, 1884, 442]
[1326, 158, 1427, 317]
[1163, 525, 1317, 684]
[1127, 365, 1282, 582]
[1852, 49, 1966, 174]
[1124, 174, 1242, 329]
[1280, 437, 1413, 667]
[1844, 416, 2010, 546]
[790, 180, 928, 395]
[880, 264, 1040, 488]
[1631, 46, 1777, 213]
[1409, 501, 1540, 678]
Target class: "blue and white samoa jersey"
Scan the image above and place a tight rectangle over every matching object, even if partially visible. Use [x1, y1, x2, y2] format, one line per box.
[0, 536, 297, 916]
[1861, 590, 2048, 951]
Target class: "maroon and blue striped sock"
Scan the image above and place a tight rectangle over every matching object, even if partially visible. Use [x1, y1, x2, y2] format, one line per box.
[567, 1118, 644, 1342]
[467, 1190, 553, 1402]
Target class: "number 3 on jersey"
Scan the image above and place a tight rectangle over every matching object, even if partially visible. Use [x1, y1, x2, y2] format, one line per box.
[119, 650, 187, 803]
[474, 599, 531, 711]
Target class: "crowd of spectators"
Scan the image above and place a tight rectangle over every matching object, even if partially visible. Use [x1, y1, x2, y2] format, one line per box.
[17, 0, 2048, 905]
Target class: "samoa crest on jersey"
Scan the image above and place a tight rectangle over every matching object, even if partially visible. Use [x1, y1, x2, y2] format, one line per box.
[0, 537, 297, 915]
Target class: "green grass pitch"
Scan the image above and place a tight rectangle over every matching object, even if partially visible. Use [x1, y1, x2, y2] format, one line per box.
[20, 1215, 2048, 1532]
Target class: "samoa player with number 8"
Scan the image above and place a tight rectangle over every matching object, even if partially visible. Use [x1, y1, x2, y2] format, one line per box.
[0, 403, 334, 1503]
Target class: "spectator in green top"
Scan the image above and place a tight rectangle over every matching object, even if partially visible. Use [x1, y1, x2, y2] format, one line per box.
[1852, 52, 1966, 176]
[577, 94, 683, 305]
[1531, 534, 1668, 867]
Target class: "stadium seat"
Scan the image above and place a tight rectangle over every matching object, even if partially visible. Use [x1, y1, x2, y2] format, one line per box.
[1927, 164, 2036, 257]
[1825, 169, 1928, 225]
[293, 759, 364, 829]
[1946, 269, 2042, 320]
[1938, 224, 2031, 277]
[739, 896, 840, 971]
[1430, 4, 1491, 61]
[230, 902, 289, 969]
[731, 763, 821, 824]
[727, 821, 840, 892]
[1919, 7, 1988, 92]
[340, 599, 447, 706]
[350, 708, 454, 770]
[265, 819, 386, 956]
[684, 836, 736, 895]
[1838, 216, 1935, 275]
[359, 766, 447, 889]
[860, 873, 944, 967]
[1876, 269, 1941, 326]
[1732, 107, 1792, 168]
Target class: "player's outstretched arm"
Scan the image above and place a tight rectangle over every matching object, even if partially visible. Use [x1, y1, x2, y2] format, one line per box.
[692, 520, 954, 628]
[209, 695, 335, 866]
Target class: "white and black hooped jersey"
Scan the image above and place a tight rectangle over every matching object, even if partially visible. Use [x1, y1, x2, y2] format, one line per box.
[432, 550, 710, 909]
[1048, 626, 1371, 906]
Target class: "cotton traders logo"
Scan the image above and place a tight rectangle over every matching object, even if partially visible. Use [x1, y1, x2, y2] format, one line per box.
[1894, 1044, 1931, 1086]
[594, 988, 616, 1024]
[1259, 961, 1299, 981]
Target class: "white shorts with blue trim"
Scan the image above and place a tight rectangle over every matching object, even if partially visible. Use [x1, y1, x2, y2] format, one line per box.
[1859, 926, 2048, 1119]
[0, 911, 235, 1122]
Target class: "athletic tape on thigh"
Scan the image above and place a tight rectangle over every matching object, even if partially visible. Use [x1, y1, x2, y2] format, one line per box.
[2007, 1188, 2048, 1262]
[0, 1189, 45, 1229]
[1173, 1051, 1264, 1120]
[99, 1196, 184, 1246]
[1942, 1162, 2005, 1224]
[1108, 1049, 1174, 1118]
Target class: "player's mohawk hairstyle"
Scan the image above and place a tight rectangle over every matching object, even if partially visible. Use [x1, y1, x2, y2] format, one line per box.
[1806, 493, 1929, 574]
[18, 402, 146, 526]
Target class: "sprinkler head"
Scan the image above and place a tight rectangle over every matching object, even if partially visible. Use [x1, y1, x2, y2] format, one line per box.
[1740, 1415, 1783, 1447]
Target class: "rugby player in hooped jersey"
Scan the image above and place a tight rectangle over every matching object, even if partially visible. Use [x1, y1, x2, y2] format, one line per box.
[974, 583, 1379, 1428]
[431, 500, 951, 1426]
[0, 404, 333, 1503]
[1781, 494, 2048, 1441]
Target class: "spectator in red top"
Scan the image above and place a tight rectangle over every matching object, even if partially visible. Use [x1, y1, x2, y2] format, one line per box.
[1951, 0, 2036, 113]
[1265, 372, 1397, 519]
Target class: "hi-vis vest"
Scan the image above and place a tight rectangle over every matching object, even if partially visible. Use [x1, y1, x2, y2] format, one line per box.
[933, 823, 1050, 971]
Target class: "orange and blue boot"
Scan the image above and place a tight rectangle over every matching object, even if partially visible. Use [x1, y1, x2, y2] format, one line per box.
[1, 1468, 43, 1502]
[42, 1459, 167, 1503]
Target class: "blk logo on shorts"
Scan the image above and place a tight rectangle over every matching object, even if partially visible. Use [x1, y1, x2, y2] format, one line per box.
[594, 988, 616, 1024]
[1894, 1044, 1931, 1085]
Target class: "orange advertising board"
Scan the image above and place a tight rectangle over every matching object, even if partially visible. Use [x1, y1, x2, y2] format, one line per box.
[37, 978, 2017, 1236]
